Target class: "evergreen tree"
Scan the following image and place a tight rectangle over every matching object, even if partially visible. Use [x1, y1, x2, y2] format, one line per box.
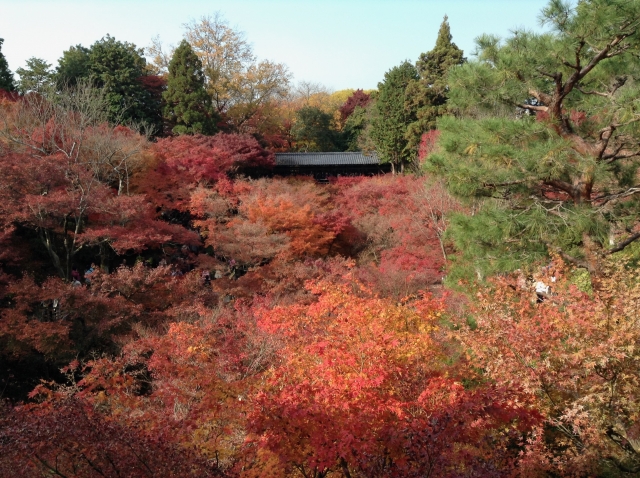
[370, 61, 418, 173]
[343, 105, 369, 152]
[428, 0, 640, 279]
[55, 45, 91, 87]
[292, 106, 340, 152]
[0, 38, 15, 92]
[89, 36, 161, 129]
[55, 37, 163, 132]
[16, 57, 53, 93]
[404, 16, 465, 151]
[163, 40, 217, 135]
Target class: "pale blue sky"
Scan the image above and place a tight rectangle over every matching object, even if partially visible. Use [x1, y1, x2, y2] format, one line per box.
[1, 0, 551, 91]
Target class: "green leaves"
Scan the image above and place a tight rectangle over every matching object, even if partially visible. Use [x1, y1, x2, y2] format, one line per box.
[428, 0, 640, 277]
[0, 38, 15, 92]
[55, 36, 163, 132]
[404, 16, 465, 150]
[163, 40, 217, 136]
[291, 106, 341, 152]
[16, 57, 53, 94]
[370, 61, 418, 171]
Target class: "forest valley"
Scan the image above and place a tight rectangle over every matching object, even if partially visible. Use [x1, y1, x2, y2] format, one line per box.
[1, 0, 640, 476]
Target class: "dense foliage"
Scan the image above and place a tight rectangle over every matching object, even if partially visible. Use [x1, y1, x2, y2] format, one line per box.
[370, 61, 419, 173]
[404, 16, 465, 151]
[2, 1, 640, 477]
[0, 39, 14, 92]
[428, 0, 640, 278]
[56, 36, 163, 131]
[15, 57, 54, 94]
[163, 40, 218, 135]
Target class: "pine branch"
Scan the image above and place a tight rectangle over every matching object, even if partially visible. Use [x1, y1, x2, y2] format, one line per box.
[593, 187, 640, 206]
[546, 243, 595, 272]
[607, 232, 640, 255]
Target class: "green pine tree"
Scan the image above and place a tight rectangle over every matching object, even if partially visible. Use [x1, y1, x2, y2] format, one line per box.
[428, 0, 640, 280]
[0, 38, 15, 92]
[404, 16, 465, 151]
[370, 61, 419, 173]
[163, 40, 217, 135]
[16, 57, 53, 93]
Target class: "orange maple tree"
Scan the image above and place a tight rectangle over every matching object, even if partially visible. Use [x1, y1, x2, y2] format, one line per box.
[458, 256, 640, 476]
[247, 279, 539, 477]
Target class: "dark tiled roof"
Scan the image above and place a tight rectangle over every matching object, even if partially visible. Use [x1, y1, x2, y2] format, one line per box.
[275, 152, 379, 166]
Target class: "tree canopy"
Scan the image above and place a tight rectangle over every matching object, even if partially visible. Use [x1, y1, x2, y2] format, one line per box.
[16, 57, 54, 94]
[370, 61, 418, 173]
[55, 45, 91, 87]
[427, 0, 640, 278]
[163, 40, 218, 135]
[404, 16, 465, 151]
[0, 38, 15, 92]
[56, 37, 162, 131]
[182, 14, 292, 132]
[291, 106, 341, 152]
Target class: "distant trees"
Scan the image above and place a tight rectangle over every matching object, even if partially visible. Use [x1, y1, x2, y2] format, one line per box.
[55, 36, 163, 132]
[163, 40, 217, 135]
[334, 18, 463, 162]
[16, 57, 54, 94]
[339, 88, 371, 123]
[145, 13, 292, 136]
[182, 13, 292, 133]
[341, 90, 374, 152]
[370, 61, 418, 173]
[55, 45, 91, 87]
[0, 38, 15, 92]
[291, 106, 341, 152]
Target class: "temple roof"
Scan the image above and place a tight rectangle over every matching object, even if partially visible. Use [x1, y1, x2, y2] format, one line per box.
[274, 152, 379, 166]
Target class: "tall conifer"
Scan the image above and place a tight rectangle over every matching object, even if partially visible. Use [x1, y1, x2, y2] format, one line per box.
[163, 40, 217, 135]
[0, 38, 15, 92]
[405, 16, 464, 151]
[370, 61, 419, 173]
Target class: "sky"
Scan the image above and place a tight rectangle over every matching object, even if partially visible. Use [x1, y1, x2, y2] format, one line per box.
[1, 0, 551, 91]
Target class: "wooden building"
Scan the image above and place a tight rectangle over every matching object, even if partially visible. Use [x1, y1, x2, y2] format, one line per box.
[273, 152, 390, 181]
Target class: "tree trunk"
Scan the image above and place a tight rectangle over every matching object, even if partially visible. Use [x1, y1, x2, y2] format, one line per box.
[39, 229, 65, 279]
[99, 242, 110, 273]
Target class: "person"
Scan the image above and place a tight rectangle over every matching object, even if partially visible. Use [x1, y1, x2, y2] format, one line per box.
[201, 269, 211, 285]
[85, 263, 96, 285]
[71, 267, 81, 282]
[535, 279, 550, 303]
